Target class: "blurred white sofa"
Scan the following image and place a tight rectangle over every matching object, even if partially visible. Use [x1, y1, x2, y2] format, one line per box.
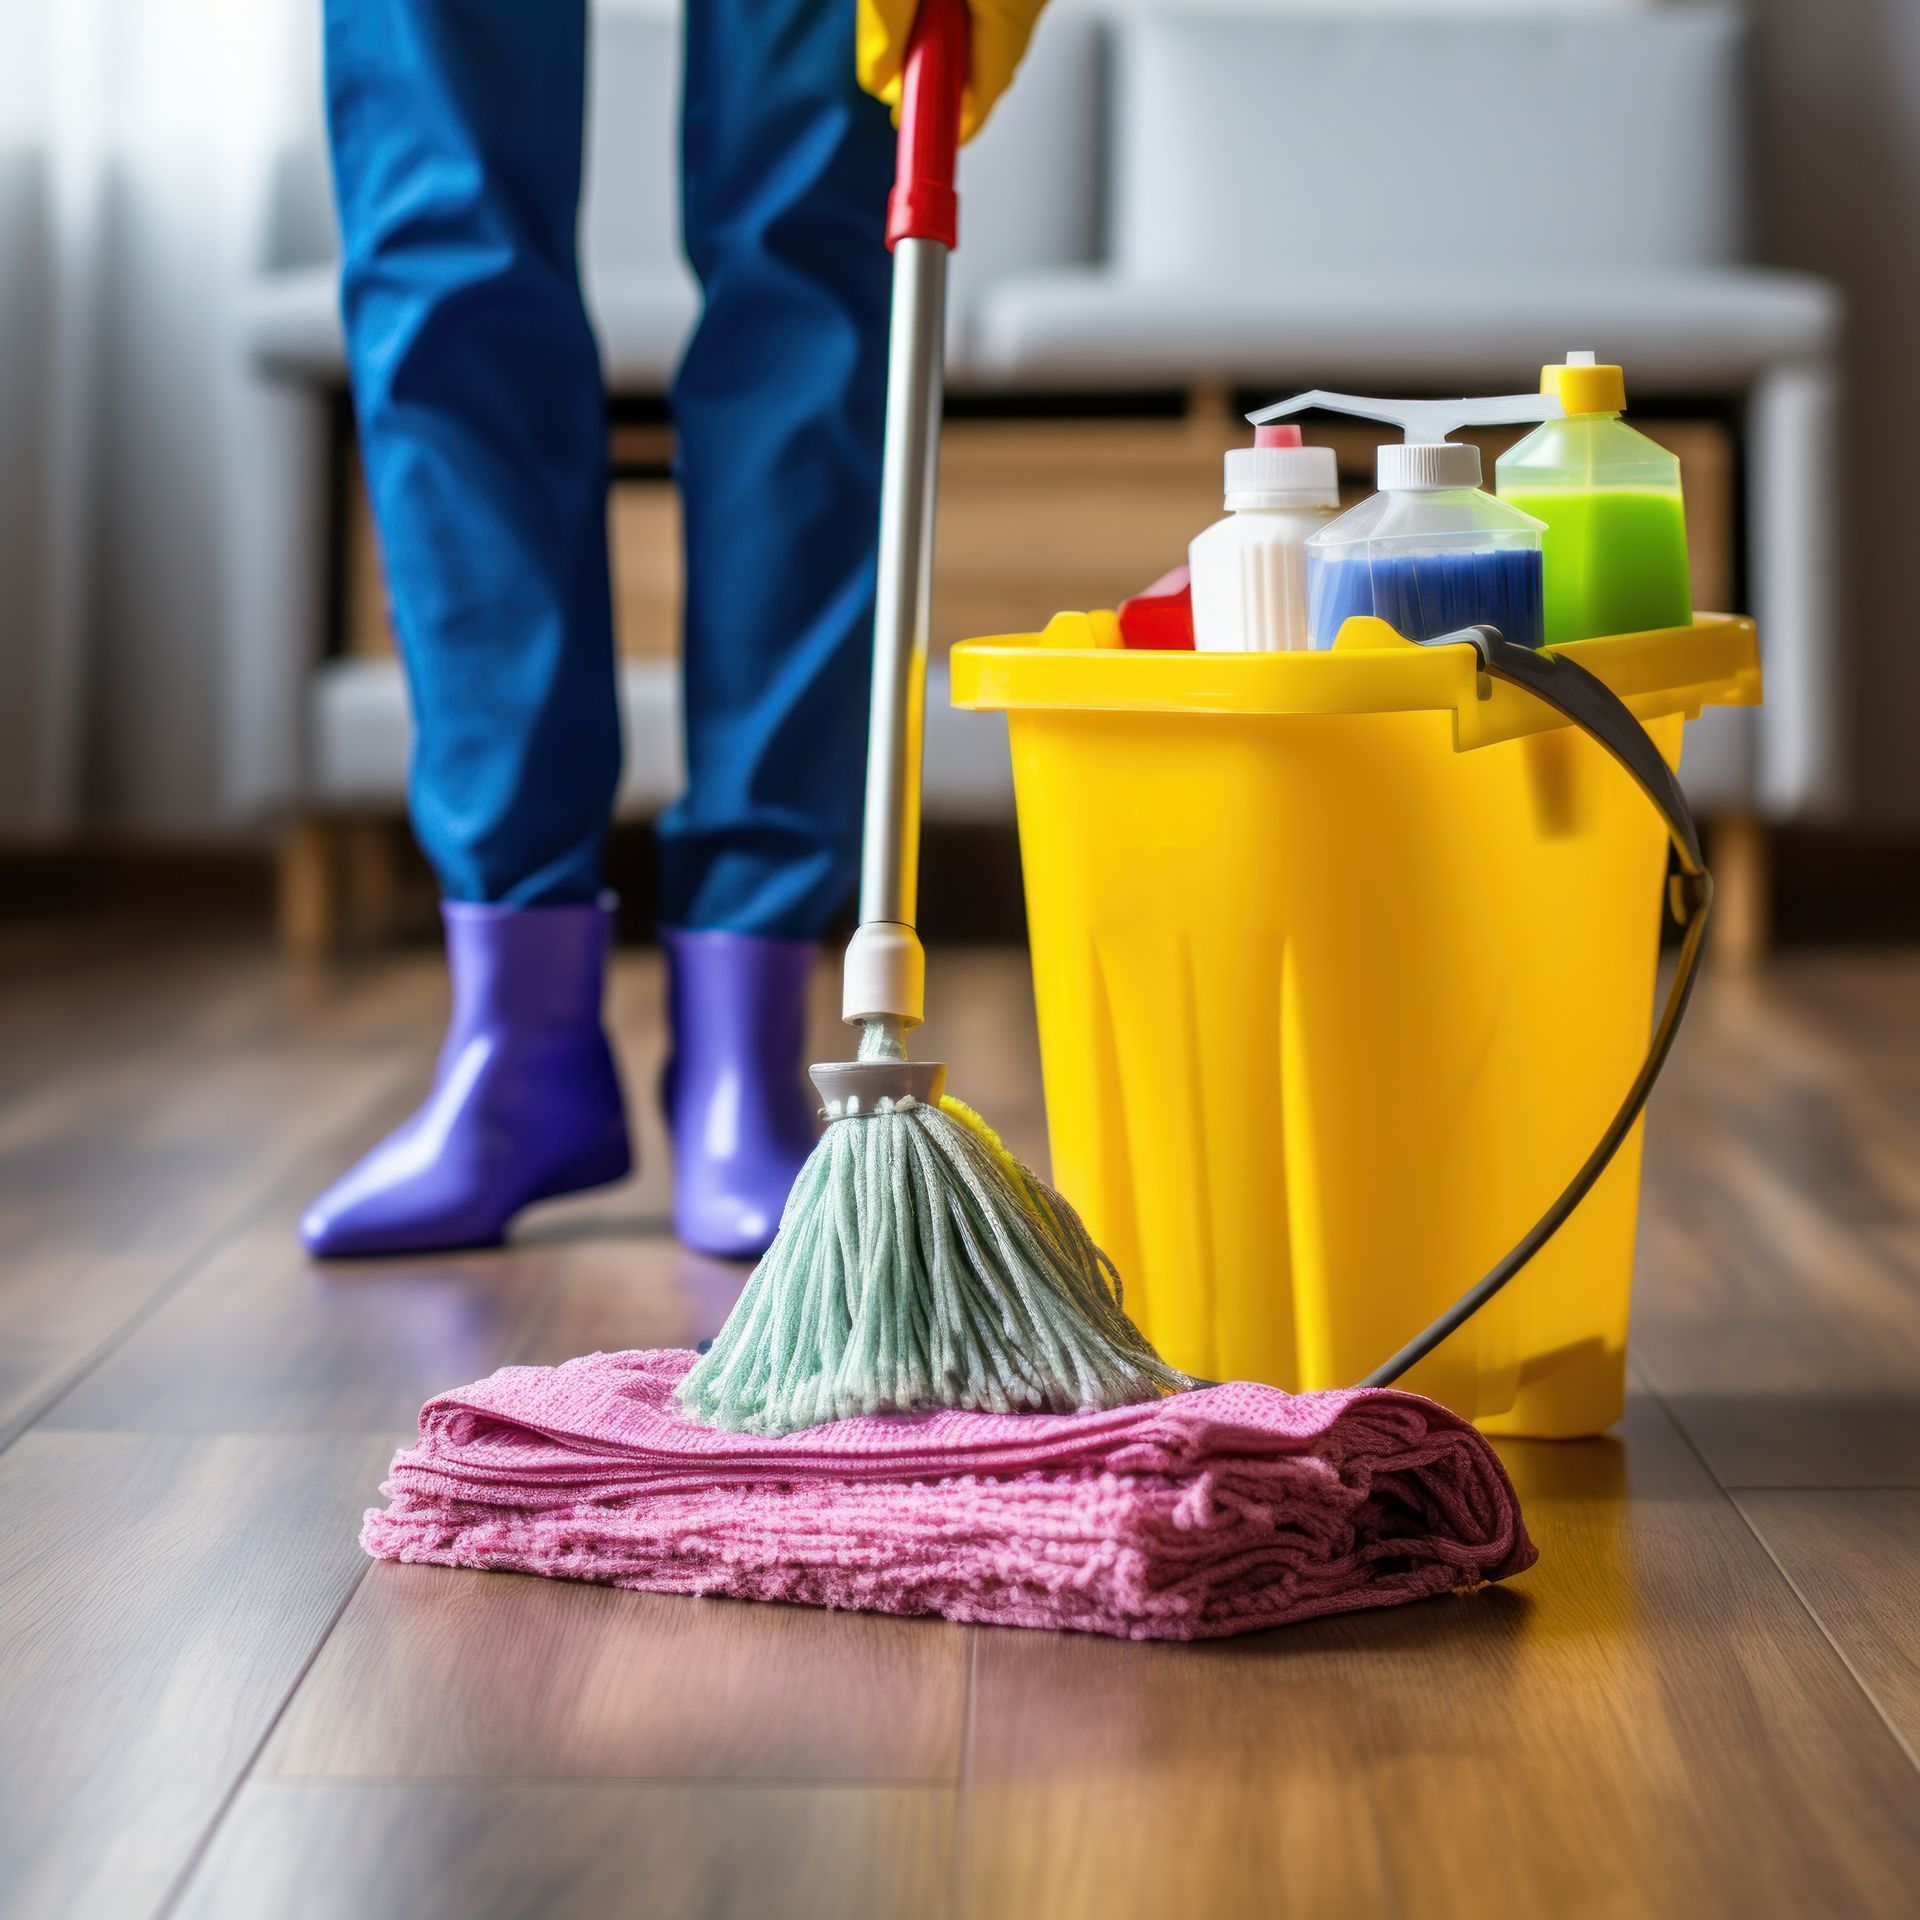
[238, 1, 1840, 941]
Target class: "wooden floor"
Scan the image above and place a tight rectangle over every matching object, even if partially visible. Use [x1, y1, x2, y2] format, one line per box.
[4, 920, 1919, 1920]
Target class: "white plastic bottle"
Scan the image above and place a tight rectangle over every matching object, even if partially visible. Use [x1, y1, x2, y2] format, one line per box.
[1189, 424, 1341, 652]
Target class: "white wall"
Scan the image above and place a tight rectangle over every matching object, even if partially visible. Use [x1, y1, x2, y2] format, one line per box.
[1750, 0, 1920, 828]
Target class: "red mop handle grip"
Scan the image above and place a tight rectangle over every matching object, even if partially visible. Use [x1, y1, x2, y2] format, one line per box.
[886, 0, 968, 250]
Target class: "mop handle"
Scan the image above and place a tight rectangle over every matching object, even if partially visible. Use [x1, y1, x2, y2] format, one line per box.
[857, 0, 968, 953]
[887, 0, 967, 249]
[1357, 627, 1714, 1390]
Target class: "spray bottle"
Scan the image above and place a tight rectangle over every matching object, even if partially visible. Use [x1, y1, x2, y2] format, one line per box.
[1495, 352, 1692, 645]
[1249, 391, 1563, 650]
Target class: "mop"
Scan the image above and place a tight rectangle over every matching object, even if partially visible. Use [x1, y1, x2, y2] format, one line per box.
[366, 1349, 1536, 1641]
[677, 0, 1187, 1436]
[347, 0, 1774, 1650]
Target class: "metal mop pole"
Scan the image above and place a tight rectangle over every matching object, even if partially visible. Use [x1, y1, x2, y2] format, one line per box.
[838, 0, 968, 1040]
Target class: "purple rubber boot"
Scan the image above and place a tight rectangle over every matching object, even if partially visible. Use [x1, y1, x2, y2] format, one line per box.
[300, 901, 631, 1257]
[662, 929, 819, 1260]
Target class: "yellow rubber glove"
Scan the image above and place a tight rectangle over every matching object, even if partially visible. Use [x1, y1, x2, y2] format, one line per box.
[857, 0, 1050, 143]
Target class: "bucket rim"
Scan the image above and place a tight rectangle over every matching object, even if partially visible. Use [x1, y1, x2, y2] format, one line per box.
[949, 614, 1761, 751]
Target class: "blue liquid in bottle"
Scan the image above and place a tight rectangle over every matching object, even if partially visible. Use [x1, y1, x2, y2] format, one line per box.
[1309, 545, 1544, 651]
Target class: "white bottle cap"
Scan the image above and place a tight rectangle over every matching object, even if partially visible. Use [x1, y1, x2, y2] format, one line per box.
[1224, 438, 1339, 510]
[1377, 441, 1481, 490]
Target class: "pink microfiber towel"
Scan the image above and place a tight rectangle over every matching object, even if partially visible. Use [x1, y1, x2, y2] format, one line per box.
[364, 1349, 1535, 1641]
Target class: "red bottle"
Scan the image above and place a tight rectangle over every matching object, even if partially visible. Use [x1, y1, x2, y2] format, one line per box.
[1117, 565, 1195, 650]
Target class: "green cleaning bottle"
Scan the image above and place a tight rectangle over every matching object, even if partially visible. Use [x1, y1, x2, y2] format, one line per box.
[1495, 352, 1692, 645]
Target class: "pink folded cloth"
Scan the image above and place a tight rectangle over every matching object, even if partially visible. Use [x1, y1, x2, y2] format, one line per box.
[364, 1349, 1535, 1641]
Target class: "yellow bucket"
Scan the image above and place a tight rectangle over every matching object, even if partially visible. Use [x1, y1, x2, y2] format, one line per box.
[950, 613, 1761, 1437]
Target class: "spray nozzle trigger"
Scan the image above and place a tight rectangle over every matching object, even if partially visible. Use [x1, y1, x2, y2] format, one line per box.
[1248, 390, 1564, 446]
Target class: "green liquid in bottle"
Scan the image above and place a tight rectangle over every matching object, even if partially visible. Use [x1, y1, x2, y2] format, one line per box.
[1498, 486, 1692, 646]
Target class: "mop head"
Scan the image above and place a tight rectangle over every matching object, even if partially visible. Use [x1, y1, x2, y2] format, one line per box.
[367, 1348, 1538, 1641]
[677, 1023, 1190, 1436]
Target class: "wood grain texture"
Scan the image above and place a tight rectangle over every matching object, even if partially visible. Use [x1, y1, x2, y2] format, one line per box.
[171, 1782, 953, 1920]
[0, 942, 439, 1447]
[3, 933, 1918, 1920]
[962, 1392, 1920, 1920]
[1633, 956, 1920, 1486]
[38, 948, 806, 1434]
[1736, 1489, 1920, 1756]
[0, 1431, 388, 1920]
[262, 1564, 970, 1785]
[34, 947, 1032, 1439]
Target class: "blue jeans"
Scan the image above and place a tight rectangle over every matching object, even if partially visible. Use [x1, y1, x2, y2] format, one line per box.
[325, 0, 893, 936]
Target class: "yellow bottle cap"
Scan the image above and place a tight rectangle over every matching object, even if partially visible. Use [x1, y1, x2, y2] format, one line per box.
[1542, 352, 1627, 415]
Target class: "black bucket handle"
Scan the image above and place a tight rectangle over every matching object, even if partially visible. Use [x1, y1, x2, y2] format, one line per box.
[1357, 624, 1713, 1390]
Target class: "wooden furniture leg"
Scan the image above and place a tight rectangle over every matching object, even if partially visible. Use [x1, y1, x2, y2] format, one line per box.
[278, 820, 344, 955]
[340, 820, 403, 949]
[1186, 380, 1234, 443]
[1709, 814, 1772, 968]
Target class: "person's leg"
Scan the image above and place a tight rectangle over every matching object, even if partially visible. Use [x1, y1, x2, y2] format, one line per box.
[331, 0, 619, 902]
[661, 0, 894, 1256]
[666, 0, 894, 938]
[303, 0, 630, 1257]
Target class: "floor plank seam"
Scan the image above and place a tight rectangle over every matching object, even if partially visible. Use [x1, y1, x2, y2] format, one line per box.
[1336, 1671, 1410, 1920]
[0, 1207, 263, 1459]
[246, 1772, 963, 1790]
[1638, 1367, 1920, 1781]
[151, 1558, 376, 1920]
[1724, 1495, 1920, 1779]
[1363, 1775, 1408, 1920]
[0, 1064, 422, 1457]
[948, 1630, 978, 1920]
[1721, 1483, 1920, 1493]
